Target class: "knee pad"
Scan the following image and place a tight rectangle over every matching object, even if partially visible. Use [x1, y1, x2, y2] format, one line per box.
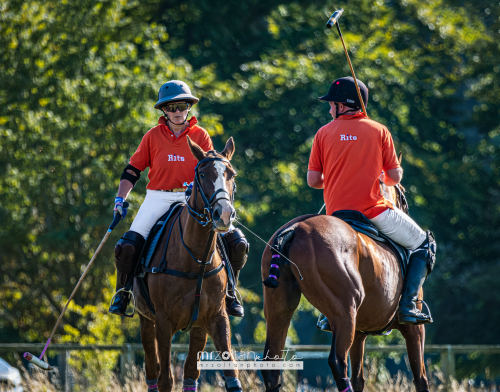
[223, 228, 249, 271]
[114, 231, 146, 274]
[411, 230, 436, 275]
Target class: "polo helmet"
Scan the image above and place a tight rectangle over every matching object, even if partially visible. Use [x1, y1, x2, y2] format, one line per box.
[318, 76, 369, 109]
[154, 80, 199, 109]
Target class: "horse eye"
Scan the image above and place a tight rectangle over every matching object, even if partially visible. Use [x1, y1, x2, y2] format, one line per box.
[200, 173, 206, 179]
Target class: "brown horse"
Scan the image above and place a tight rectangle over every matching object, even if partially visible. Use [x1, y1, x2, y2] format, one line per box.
[133, 137, 241, 392]
[261, 184, 430, 392]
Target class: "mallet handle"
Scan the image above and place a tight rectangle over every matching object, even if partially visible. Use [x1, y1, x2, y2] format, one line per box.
[336, 23, 368, 117]
[39, 230, 112, 358]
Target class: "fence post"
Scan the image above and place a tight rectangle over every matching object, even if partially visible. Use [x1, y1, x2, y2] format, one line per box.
[57, 350, 71, 392]
[120, 344, 134, 382]
[440, 345, 455, 381]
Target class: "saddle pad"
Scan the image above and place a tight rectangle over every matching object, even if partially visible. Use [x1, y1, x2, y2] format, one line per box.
[331, 210, 410, 279]
[138, 202, 185, 269]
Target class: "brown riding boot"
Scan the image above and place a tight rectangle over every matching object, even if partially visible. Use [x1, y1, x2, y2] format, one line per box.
[109, 231, 145, 317]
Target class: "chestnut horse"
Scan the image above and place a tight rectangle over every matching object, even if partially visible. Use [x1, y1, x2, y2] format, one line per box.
[133, 137, 240, 392]
[261, 184, 430, 392]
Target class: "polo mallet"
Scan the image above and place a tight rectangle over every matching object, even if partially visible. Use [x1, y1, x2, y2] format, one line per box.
[23, 203, 128, 370]
[326, 9, 368, 117]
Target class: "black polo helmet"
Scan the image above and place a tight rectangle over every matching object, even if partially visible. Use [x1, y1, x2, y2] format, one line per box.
[154, 80, 199, 109]
[318, 76, 368, 109]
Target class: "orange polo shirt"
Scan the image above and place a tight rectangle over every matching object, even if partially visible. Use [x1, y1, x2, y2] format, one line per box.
[129, 116, 214, 190]
[308, 113, 400, 218]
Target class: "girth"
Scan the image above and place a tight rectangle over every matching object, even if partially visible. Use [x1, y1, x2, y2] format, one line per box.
[141, 262, 224, 280]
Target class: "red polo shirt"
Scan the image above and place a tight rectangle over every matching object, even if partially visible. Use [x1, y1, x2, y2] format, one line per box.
[129, 116, 214, 190]
[308, 113, 400, 218]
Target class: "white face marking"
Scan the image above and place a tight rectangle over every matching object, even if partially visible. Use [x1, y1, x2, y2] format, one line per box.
[213, 161, 228, 194]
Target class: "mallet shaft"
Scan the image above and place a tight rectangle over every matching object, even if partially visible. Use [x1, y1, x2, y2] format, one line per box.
[39, 230, 112, 358]
[336, 23, 367, 117]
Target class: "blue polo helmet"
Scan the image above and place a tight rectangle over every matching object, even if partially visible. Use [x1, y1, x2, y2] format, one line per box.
[154, 80, 199, 109]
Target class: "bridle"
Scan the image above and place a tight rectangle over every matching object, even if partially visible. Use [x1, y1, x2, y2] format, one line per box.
[185, 156, 236, 227]
[394, 183, 409, 215]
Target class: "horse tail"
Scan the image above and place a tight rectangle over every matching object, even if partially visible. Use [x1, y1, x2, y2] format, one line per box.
[263, 227, 295, 289]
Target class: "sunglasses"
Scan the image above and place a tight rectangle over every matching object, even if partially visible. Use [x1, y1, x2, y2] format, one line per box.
[163, 103, 191, 113]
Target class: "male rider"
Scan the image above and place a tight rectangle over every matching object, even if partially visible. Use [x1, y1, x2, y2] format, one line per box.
[307, 77, 436, 325]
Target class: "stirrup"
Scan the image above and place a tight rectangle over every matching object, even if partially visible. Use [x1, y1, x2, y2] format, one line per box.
[109, 287, 136, 318]
[399, 299, 433, 325]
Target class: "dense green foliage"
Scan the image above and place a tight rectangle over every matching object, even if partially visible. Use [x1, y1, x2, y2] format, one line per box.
[1, 0, 499, 370]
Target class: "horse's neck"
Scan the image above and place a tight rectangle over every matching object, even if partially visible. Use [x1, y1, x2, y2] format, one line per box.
[380, 182, 398, 207]
[180, 204, 217, 261]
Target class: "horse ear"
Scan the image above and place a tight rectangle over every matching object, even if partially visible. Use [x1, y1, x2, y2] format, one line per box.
[398, 151, 403, 164]
[187, 135, 207, 162]
[221, 137, 235, 160]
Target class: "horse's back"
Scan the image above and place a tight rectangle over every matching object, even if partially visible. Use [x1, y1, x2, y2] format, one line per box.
[263, 214, 402, 331]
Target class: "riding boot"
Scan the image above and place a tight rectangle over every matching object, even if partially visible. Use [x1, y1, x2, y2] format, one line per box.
[398, 231, 436, 325]
[222, 229, 249, 318]
[226, 270, 244, 317]
[109, 231, 145, 317]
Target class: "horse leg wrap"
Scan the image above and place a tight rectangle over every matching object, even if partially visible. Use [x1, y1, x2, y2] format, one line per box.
[265, 384, 281, 392]
[263, 254, 281, 289]
[337, 378, 352, 392]
[146, 378, 158, 391]
[183, 378, 198, 391]
[223, 376, 242, 392]
[114, 231, 145, 275]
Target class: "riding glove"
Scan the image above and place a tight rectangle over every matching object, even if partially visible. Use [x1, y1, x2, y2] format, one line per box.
[114, 197, 128, 220]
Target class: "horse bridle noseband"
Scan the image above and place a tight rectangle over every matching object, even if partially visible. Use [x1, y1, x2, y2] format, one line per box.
[186, 157, 236, 227]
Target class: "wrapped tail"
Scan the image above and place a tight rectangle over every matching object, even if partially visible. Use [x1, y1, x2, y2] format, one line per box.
[263, 228, 295, 289]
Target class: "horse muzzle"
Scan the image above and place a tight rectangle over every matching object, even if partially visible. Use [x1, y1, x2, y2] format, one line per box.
[212, 201, 236, 233]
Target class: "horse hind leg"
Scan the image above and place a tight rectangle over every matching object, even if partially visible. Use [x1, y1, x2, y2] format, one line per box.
[139, 313, 160, 391]
[261, 270, 301, 391]
[323, 309, 356, 392]
[349, 331, 368, 392]
[397, 324, 429, 392]
[183, 327, 208, 391]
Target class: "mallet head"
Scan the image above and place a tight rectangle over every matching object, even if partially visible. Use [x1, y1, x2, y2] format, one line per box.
[326, 9, 344, 28]
[23, 352, 53, 371]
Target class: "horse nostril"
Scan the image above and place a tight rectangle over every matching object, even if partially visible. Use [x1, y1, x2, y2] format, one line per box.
[212, 208, 221, 222]
[230, 210, 236, 219]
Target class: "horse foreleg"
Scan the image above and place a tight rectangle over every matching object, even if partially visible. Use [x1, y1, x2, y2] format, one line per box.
[349, 331, 367, 392]
[140, 313, 159, 388]
[325, 312, 356, 392]
[261, 281, 301, 392]
[207, 315, 240, 391]
[154, 311, 175, 392]
[397, 324, 429, 392]
[183, 327, 208, 390]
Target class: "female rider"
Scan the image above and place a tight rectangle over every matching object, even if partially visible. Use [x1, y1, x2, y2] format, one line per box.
[108, 80, 248, 318]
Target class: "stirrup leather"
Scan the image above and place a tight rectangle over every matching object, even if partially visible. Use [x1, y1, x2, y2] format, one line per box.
[109, 287, 136, 318]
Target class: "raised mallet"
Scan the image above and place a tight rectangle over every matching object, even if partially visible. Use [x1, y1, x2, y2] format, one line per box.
[326, 9, 367, 117]
[23, 205, 127, 370]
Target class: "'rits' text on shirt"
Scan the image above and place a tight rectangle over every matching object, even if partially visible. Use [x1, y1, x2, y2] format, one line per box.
[168, 154, 185, 161]
[340, 134, 357, 141]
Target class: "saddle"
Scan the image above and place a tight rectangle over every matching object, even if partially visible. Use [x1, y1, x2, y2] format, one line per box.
[133, 202, 229, 331]
[332, 210, 410, 279]
[133, 202, 185, 315]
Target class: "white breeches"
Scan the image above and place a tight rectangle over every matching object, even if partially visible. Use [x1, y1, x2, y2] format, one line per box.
[129, 190, 186, 239]
[369, 206, 426, 250]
